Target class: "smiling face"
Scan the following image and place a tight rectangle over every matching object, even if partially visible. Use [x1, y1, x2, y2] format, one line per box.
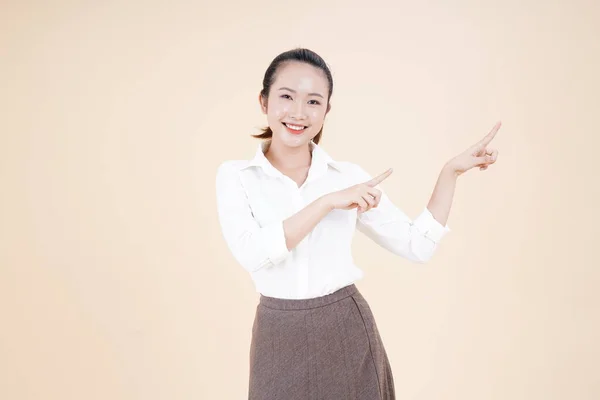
[259, 61, 331, 148]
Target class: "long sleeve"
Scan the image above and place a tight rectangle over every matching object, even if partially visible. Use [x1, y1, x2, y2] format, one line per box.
[354, 165, 450, 263]
[215, 162, 291, 273]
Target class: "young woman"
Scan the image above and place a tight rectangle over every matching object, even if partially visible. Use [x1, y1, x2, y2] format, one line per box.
[215, 48, 500, 400]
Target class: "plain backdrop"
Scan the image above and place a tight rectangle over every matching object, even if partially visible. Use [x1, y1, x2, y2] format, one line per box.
[1, 0, 599, 399]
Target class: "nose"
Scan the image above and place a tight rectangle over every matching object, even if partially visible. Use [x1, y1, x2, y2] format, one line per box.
[289, 100, 307, 120]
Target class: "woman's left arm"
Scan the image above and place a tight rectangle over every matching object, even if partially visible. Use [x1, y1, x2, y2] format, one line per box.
[427, 121, 502, 226]
[354, 121, 501, 263]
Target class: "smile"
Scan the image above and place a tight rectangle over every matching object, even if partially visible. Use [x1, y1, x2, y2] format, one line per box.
[283, 122, 307, 134]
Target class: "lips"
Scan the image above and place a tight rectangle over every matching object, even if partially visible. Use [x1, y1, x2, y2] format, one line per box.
[282, 122, 307, 135]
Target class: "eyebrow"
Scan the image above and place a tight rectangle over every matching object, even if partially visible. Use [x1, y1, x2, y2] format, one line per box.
[278, 87, 324, 99]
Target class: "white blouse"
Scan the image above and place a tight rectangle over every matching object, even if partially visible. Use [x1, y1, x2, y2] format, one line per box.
[215, 140, 450, 299]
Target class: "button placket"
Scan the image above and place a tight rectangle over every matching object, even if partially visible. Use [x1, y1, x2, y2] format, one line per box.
[295, 185, 310, 296]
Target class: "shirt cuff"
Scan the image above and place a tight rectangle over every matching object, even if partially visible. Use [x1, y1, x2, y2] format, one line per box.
[413, 207, 451, 243]
[261, 220, 290, 266]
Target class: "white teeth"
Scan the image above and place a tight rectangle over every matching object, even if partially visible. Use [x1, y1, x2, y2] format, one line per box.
[285, 123, 305, 131]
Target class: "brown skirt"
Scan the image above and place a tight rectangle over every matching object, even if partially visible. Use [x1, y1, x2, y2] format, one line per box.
[249, 284, 395, 400]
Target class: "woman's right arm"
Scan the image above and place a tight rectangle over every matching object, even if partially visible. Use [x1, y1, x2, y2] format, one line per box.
[282, 196, 334, 250]
[216, 162, 391, 272]
[216, 162, 335, 273]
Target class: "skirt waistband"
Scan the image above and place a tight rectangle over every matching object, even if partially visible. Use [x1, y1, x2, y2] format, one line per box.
[259, 284, 358, 310]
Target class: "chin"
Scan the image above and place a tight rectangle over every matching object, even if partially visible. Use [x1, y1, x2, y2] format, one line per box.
[276, 129, 313, 147]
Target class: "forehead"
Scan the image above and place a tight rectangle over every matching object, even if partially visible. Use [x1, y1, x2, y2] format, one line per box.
[273, 61, 328, 94]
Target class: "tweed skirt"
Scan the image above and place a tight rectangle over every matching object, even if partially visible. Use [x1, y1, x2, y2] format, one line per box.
[249, 284, 395, 400]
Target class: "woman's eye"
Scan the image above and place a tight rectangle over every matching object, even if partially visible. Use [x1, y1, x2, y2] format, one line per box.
[280, 94, 320, 105]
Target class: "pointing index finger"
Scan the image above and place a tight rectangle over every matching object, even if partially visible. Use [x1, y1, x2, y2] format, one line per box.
[366, 168, 393, 187]
[478, 121, 502, 148]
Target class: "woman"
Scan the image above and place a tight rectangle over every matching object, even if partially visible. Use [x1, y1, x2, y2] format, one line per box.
[215, 48, 500, 400]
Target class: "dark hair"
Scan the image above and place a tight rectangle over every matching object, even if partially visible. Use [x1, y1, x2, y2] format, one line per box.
[252, 48, 334, 144]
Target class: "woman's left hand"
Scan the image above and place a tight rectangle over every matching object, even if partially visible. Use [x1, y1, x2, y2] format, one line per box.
[446, 121, 501, 177]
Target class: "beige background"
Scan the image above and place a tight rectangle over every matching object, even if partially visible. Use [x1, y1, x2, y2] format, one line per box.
[1, 0, 599, 399]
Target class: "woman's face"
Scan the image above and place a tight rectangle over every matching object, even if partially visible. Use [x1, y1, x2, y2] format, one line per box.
[259, 61, 331, 149]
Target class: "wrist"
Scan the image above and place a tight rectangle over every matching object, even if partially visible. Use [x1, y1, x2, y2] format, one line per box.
[317, 194, 335, 212]
[442, 163, 460, 179]
[443, 161, 460, 178]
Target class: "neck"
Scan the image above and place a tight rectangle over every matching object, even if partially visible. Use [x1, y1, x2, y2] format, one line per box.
[265, 140, 312, 169]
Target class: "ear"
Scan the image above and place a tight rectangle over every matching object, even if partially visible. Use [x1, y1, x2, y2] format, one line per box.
[258, 93, 267, 114]
[325, 102, 332, 115]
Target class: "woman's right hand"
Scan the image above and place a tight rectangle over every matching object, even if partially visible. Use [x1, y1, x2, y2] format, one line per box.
[324, 168, 393, 214]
